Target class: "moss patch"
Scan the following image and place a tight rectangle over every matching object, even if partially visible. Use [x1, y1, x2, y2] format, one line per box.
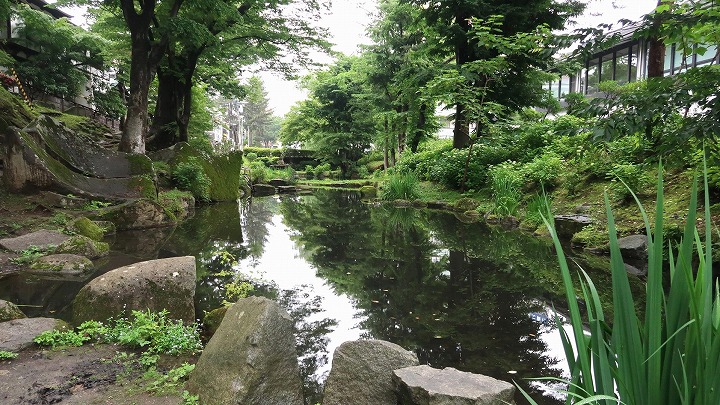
[0, 87, 37, 131]
[69, 217, 104, 241]
[171, 143, 244, 202]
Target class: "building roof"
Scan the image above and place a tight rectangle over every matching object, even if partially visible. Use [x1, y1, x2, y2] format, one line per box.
[26, 0, 73, 20]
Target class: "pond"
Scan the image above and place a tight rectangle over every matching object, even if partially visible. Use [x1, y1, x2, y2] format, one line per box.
[0, 189, 645, 404]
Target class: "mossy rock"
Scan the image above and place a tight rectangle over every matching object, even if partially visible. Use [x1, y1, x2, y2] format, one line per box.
[68, 217, 104, 241]
[454, 198, 480, 212]
[54, 235, 109, 259]
[93, 221, 116, 235]
[169, 142, 244, 202]
[203, 305, 230, 338]
[411, 200, 428, 208]
[359, 186, 377, 198]
[0, 300, 26, 322]
[391, 199, 413, 207]
[30, 254, 93, 274]
[0, 87, 37, 133]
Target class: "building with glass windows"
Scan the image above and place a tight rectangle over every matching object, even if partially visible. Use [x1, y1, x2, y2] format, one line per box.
[545, 22, 719, 102]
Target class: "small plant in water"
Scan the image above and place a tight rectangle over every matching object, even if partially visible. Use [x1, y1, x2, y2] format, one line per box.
[381, 172, 421, 201]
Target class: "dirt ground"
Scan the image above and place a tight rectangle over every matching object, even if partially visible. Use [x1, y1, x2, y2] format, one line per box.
[0, 345, 184, 405]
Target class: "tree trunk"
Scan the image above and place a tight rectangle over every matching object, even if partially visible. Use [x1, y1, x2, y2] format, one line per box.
[410, 103, 427, 153]
[117, 0, 181, 154]
[383, 119, 390, 170]
[647, 0, 673, 78]
[147, 67, 181, 150]
[452, 10, 472, 149]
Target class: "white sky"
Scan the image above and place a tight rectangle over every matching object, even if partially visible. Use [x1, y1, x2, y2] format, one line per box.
[262, 0, 659, 117]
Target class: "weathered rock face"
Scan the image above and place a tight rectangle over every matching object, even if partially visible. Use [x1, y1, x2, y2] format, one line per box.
[72, 256, 196, 325]
[323, 340, 420, 405]
[0, 317, 70, 352]
[617, 234, 648, 260]
[0, 230, 71, 252]
[91, 199, 176, 230]
[0, 299, 25, 322]
[252, 183, 276, 197]
[54, 235, 109, 259]
[187, 296, 304, 405]
[3, 120, 156, 200]
[554, 215, 593, 239]
[393, 365, 516, 405]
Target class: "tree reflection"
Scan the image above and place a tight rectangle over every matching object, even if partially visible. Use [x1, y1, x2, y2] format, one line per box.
[279, 190, 580, 404]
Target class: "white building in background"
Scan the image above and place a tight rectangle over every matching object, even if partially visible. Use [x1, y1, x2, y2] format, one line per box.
[544, 21, 719, 103]
[208, 97, 248, 150]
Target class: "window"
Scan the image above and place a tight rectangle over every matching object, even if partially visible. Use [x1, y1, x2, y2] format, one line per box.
[616, 47, 630, 84]
[696, 44, 718, 67]
[663, 44, 672, 76]
[560, 75, 571, 98]
[601, 53, 614, 82]
[586, 59, 599, 94]
[630, 44, 639, 81]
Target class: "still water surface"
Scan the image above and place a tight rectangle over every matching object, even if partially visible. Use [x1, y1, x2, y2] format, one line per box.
[0, 190, 643, 404]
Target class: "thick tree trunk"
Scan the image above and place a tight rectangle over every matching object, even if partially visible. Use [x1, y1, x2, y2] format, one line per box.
[647, 0, 673, 78]
[121, 33, 153, 153]
[410, 103, 427, 153]
[147, 67, 181, 150]
[117, 0, 181, 154]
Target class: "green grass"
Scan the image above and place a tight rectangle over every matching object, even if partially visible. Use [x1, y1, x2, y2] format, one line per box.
[380, 172, 421, 201]
[521, 162, 720, 405]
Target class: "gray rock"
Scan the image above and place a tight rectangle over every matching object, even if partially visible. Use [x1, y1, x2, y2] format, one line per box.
[0, 299, 26, 322]
[427, 201, 453, 210]
[0, 230, 70, 252]
[2, 121, 156, 200]
[187, 296, 303, 405]
[38, 191, 87, 209]
[29, 254, 93, 276]
[323, 340, 419, 405]
[624, 263, 647, 277]
[268, 178, 290, 187]
[277, 185, 297, 193]
[0, 317, 71, 352]
[554, 215, 593, 239]
[91, 199, 175, 230]
[252, 183, 276, 197]
[617, 234, 648, 260]
[393, 365, 516, 405]
[54, 235, 109, 259]
[72, 256, 196, 325]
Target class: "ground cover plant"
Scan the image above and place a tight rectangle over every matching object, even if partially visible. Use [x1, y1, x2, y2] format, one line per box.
[521, 163, 720, 404]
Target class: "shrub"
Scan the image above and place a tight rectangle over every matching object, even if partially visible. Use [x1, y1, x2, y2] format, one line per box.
[245, 152, 258, 162]
[489, 162, 523, 216]
[249, 161, 269, 184]
[381, 172, 421, 201]
[172, 157, 211, 202]
[313, 163, 331, 178]
[607, 163, 650, 201]
[520, 152, 563, 188]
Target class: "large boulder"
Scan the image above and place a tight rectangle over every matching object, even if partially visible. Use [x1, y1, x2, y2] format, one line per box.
[0, 230, 70, 252]
[323, 340, 420, 405]
[187, 296, 303, 405]
[0, 317, 70, 352]
[393, 365, 516, 405]
[72, 256, 196, 325]
[91, 199, 177, 230]
[67, 217, 104, 241]
[2, 120, 156, 200]
[0, 299, 25, 322]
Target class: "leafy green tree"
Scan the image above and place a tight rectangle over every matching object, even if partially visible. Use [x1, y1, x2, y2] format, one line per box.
[404, 0, 584, 148]
[13, 5, 106, 101]
[365, 0, 440, 167]
[281, 56, 376, 177]
[243, 76, 273, 147]
[145, 0, 329, 150]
